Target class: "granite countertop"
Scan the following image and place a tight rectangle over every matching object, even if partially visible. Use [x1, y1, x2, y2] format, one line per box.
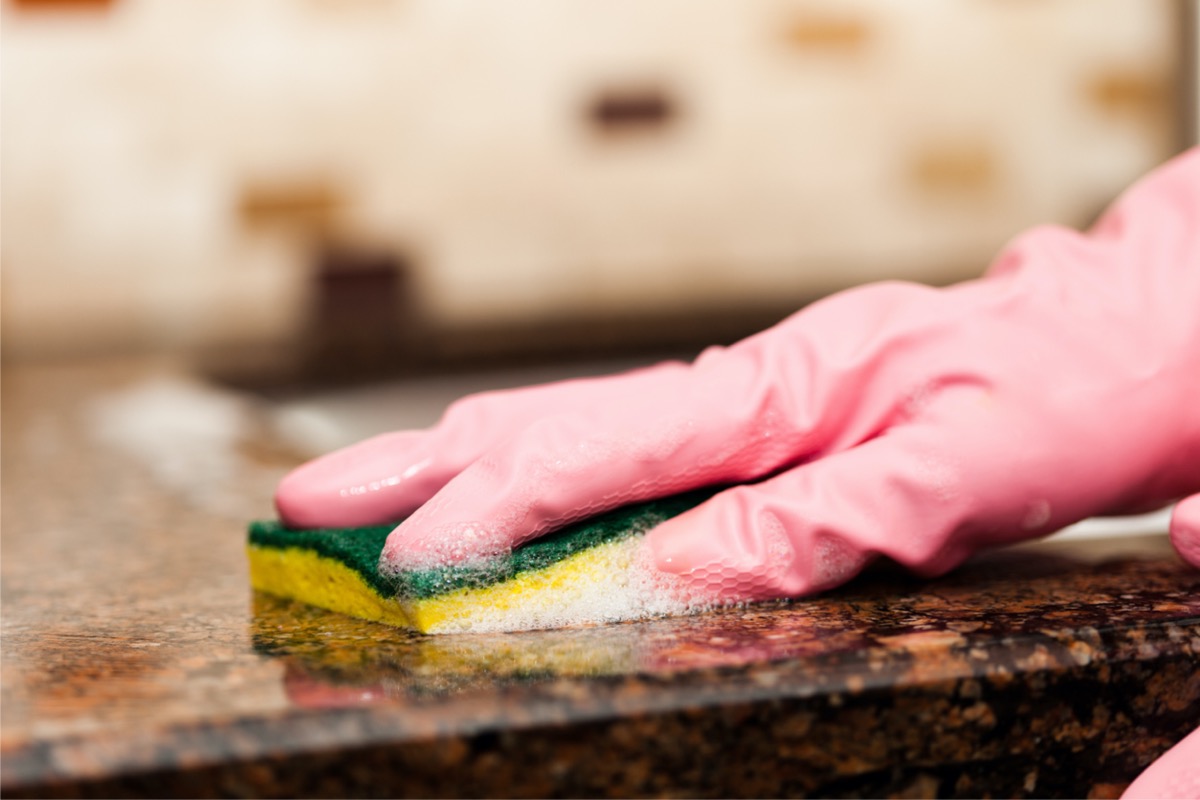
[2, 358, 1197, 798]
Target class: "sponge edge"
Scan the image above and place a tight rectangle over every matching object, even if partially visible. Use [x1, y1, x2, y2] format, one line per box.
[247, 492, 718, 634]
[248, 536, 702, 634]
[247, 542, 414, 628]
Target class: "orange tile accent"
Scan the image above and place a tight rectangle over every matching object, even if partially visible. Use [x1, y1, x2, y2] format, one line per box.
[9, 0, 115, 10]
[238, 181, 343, 229]
[1086, 70, 1170, 118]
[909, 144, 996, 194]
[783, 16, 870, 51]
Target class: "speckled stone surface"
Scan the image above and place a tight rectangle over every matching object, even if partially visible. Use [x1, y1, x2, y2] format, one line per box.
[2, 359, 1198, 798]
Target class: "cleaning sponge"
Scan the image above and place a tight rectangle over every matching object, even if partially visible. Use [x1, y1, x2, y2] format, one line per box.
[247, 491, 713, 634]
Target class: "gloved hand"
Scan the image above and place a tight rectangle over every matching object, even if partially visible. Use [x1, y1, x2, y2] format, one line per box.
[276, 148, 1200, 603]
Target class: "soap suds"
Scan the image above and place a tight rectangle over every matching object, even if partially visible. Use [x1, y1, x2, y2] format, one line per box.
[1021, 499, 1053, 530]
[408, 537, 723, 635]
[810, 532, 866, 590]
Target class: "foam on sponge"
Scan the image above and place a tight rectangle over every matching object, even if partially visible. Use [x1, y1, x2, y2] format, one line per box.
[247, 491, 714, 634]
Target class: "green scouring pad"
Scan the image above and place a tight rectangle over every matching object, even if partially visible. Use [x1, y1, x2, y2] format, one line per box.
[247, 491, 713, 634]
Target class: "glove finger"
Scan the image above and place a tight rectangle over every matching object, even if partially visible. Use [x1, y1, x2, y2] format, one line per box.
[378, 344, 836, 571]
[1120, 724, 1200, 799]
[283, 281, 960, 532]
[644, 389, 1080, 603]
[642, 421, 962, 602]
[275, 361, 690, 528]
[1168, 492, 1200, 568]
[276, 429, 459, 528]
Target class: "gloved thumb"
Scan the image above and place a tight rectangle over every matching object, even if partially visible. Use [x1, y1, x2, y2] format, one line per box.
[1169, 493, 1200, 569]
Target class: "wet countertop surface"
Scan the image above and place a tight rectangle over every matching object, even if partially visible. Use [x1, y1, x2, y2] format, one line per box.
[2, 359, 1198, 798]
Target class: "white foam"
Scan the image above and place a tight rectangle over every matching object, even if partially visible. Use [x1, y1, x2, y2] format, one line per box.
[413, 537, 721, 635]
[1048, 506, 1173, 540]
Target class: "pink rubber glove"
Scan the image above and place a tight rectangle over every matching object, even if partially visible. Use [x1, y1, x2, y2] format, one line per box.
[1122, 725, 1200, 799]
[276, 148, 1200, 601]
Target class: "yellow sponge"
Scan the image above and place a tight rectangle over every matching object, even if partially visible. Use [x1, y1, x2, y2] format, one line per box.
[247, 492, 710, 634]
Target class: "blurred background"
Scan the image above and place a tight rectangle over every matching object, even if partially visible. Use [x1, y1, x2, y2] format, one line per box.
[2, 0, 1198, 390]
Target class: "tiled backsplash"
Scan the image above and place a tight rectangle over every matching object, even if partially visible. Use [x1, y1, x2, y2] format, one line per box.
[1, 0, 1193, 362]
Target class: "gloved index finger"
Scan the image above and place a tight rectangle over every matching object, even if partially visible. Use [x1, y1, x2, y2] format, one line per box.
[378, 344, 832, 573]
[279, 280, 948, 533]
[274, 360, 692, 529]
[275, 429, 452, 528]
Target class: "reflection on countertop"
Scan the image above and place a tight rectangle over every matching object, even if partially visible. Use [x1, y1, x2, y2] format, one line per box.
[2, 358, 1197, 798]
